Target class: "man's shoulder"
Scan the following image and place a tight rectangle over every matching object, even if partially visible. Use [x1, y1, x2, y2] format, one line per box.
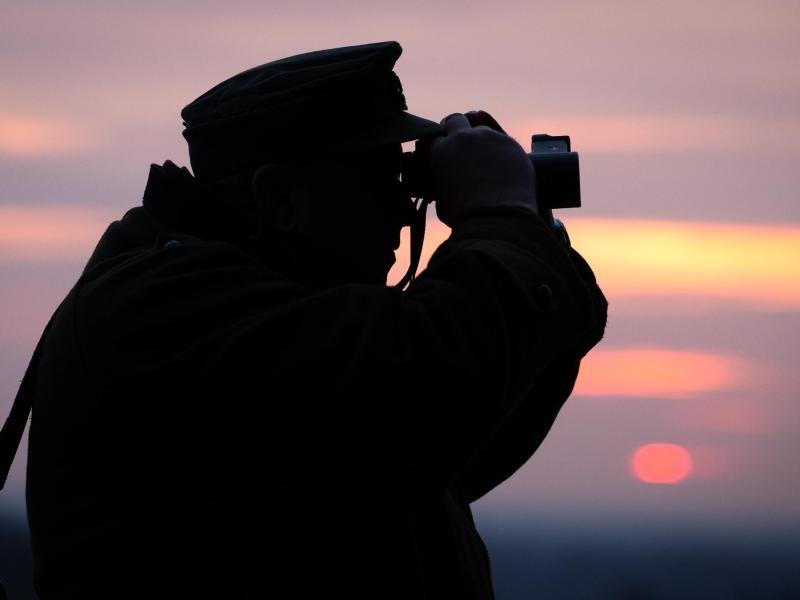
[81, 208, 273, 296]
[74, 212, 303, 341]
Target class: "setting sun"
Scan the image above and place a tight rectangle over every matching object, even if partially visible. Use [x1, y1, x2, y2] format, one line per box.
[631, 443, 694, 484]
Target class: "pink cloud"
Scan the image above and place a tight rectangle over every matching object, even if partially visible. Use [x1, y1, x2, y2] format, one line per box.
[675, 397, 776, 435]
[507, 115, 800, 154]
[0, 113, 97, 157]
[0, 205, 114, 262]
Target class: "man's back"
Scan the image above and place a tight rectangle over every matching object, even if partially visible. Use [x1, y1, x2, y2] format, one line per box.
[24, 164, 604, 597]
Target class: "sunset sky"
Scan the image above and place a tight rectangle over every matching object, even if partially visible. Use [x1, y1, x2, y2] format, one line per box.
[1, 0, 799, 533]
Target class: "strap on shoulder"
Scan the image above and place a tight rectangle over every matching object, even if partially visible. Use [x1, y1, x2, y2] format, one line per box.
[0, 298, 67, 490]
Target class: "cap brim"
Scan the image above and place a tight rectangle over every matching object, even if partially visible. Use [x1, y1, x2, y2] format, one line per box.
[337, 111, 444, 152]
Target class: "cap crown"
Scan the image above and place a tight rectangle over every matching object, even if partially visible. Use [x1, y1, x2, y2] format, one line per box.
[182, 41, 405, 127]
[181, 41, 439, 180]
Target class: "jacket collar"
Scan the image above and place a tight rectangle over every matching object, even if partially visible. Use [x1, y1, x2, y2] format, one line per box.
[82, 161, 258, 274]
[83, 161, 382, 289]
[142, 160, 259, 241]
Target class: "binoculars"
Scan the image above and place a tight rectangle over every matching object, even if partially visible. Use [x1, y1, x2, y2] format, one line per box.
[401, 133, 580, 210]
[401, 134, 580, 246]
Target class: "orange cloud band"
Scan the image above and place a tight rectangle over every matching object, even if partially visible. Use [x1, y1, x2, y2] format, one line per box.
[392, 216, 800, 310]
[572, 348, 751, 399]
[566, 217, 800, 310]
[5, 207, 800, 313]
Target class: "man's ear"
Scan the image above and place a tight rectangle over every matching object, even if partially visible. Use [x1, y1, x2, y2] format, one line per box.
[252, 163, 298, 232]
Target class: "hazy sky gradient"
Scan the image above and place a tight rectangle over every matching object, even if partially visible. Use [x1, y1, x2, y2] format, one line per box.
[2, 0, 799, 528]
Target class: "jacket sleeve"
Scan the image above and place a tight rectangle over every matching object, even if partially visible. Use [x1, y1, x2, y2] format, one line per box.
[378, 218, 605, 496]
[453, 243, 609, 504]
[454, 351, 581, 504]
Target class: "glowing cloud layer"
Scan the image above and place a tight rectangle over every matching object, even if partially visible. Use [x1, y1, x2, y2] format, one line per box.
[0, 205, 115, 262]
[0, 113, 96, 157]
[572, 348, 748, 399]
[6, 208, 800, 314]
[567, 217, 800, 310]
[392, 216, 800, 310]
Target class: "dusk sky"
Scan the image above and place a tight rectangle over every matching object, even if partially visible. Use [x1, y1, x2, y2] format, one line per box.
[1, 0, 799, 535]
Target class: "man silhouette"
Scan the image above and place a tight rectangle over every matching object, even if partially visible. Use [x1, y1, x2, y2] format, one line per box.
[1, 41, 607, 599]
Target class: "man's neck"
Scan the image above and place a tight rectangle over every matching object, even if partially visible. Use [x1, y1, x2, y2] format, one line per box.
[251, 225, 389, 288]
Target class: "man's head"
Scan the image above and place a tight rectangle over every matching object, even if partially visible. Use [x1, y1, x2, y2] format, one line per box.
[180, 41, 441, 285]
[251, 142, 414, 284]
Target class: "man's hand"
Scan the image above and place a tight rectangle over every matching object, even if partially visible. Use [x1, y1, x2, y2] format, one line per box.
[423, 111, 538, 227]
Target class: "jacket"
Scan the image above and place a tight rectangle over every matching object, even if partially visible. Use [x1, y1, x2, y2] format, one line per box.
[19, 162, 608, 598]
